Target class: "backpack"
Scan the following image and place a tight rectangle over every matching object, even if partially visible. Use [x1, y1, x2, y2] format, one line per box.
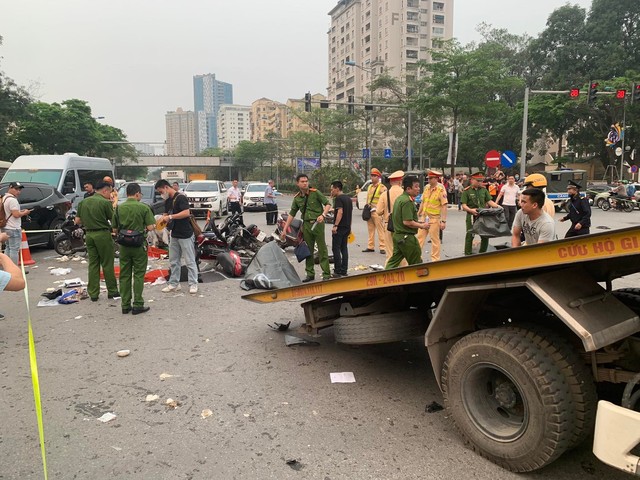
[0, 195, 7, 228]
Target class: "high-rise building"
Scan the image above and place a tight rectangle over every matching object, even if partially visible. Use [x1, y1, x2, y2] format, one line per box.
[193, 73, 233, 151]
[250, 98, 287, 142]
[285, 94, 326, 136]
[217, 105, 251, 150]
[165, 107, 197, 156]
[327, 0, 454, 103]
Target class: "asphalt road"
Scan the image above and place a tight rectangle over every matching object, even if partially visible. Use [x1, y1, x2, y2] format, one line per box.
[0, 198, 638, 479]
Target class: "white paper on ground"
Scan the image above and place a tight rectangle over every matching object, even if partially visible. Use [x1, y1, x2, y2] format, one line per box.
[330, 372, 356, 383]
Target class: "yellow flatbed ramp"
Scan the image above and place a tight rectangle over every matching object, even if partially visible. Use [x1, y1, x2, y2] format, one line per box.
[242, 226, 640, 304]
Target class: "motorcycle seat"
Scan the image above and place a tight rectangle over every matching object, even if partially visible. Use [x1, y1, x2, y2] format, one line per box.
[291, 218, 303, 230]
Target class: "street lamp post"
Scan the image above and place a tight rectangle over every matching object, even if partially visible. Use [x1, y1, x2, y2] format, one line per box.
[345, 61, 375, 173]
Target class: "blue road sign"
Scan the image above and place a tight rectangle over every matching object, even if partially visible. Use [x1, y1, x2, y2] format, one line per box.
[384, 148, 392, 158]
[362, 148, 370, 159]
[501, 150, 517, 167]
[340, 151, 347, 159]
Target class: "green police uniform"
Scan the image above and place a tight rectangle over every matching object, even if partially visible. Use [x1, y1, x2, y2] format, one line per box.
[77, 194, 118, 300]
[290, 188, 331, 279]
[386, 191, 422, 269]
[113, 198, 155, 312]
[461, 186, 492, 255]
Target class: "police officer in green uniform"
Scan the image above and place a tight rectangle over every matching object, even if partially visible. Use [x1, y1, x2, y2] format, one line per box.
[385, 175, 429, 269]
[461, 172, 500, 255]
[76, 181, 119, 301]
[281, 173, 332, 282]
[112, 183, 156, 314]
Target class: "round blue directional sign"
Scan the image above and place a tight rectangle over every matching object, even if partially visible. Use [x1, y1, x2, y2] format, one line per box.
[501, 150, 517, 167]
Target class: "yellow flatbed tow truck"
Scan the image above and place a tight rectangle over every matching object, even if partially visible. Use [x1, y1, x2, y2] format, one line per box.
[243, 226, 640, 475]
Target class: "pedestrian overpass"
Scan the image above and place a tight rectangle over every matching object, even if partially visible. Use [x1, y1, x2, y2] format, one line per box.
[134, 156, 233, 167]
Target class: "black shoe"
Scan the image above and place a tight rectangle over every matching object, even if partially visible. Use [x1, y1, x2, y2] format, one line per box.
[90, 297, 99, 302]
[108, 292, 121, 299]
[122, 307, 132, 314]
[132, 306, 150, 315]
[362, 248, 375, 252]
[302, 276, 315, 283]
[379, 250, 386, 254]
[330, 273, 343, 278]
[0, 313, 4, 320]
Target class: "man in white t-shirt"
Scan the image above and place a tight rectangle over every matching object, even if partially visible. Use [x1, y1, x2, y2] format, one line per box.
[496, 175, 520, 229]
[0, 234, 26, 320]
[512, 188, 555, 246]
[2, 182, 32, 264]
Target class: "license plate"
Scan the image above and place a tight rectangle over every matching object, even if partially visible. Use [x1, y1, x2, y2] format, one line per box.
[257, 231, 267, 242]
[194, 203, 202, 208]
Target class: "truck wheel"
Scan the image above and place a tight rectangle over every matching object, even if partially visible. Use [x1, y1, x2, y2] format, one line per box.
[505, 325, 596, 449]
[333, 311, 427, 345]
[441, 328, 573, 472]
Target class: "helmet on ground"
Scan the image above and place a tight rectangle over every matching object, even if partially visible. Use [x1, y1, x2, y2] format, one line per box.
[524, 173, 547, 188]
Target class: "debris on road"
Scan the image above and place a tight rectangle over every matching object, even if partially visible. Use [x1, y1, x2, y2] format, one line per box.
[268, 321, 291, 331]
[200, 409, 213, 419]
[97, 412, 117, 423]
[425, 401, 444, 413]
[116, 350, 130, 357]
[286, 459, 304, 471]
[50, 268, 72, 276]
[330, 372, 356, 383]
[165, 398, 180, 409]
[284, 335, 319, 347]
[159, 373, 176, 380]
[145, 394, 159, 402]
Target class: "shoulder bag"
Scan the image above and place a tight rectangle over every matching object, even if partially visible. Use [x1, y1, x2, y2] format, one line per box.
[386, 189, 394, 232]
[115, 207, 145, 247]
[362, 184, 379, 221]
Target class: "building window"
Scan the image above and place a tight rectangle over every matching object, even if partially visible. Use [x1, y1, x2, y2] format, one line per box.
[365, 35, 370, 43]
[433, 14, 445, 24]
[421, 21, 428, 26]
[406, 50, 418, 59]
[433, 27, 444, 35]
[433, 2, 444, 11]
[407, 24, 419, 33]
[408, 0, 419, 7]
[407, 11, 419, 21]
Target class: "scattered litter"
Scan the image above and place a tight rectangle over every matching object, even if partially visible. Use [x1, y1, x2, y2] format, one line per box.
[97, 412, 117, 423]
[312, 410, 318, 416]
[41, 288, 62, 300]
[353, 264, 368, 271]
[281, 402, 289, 405]
[148, 299, 154, 303]
[74, 315, 83, 320]
[198, 294, 204, 298]
[171, 293, 185, 297]
[71, 256, 82, 261]
[200, 409, 213, 419]
[111, 446, 122, 451]
[57, 255, 70, 262]
[369, 264, 384, 271]
[285, 335, 319, 347]
[425, 401, 444, 413]
[50, 268, 72, 276]
[268, 321, 291, 332]
[47, 266, 55, 270]
[58, 289, 80, 304]
[116, 350, 130, 357]
[150, 276, 167, 286]
[37, 298, 61, 307]
[81, 260, 87, 264]
[31, 265, 38, 269]
[46, 287, 55, 293]
[205, 338, 210, 342]
[159, 373, 176, 380]
[595, 225, 611, 230]
[145, 394, 159, 402]
[165, 398, 180, 409]
[62, 277, 84, 287]
[286, 459, 304, 471]
[330, 372, 356, 383]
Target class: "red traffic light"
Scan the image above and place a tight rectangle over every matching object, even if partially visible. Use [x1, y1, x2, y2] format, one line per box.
[569, 88, 580, 98]
[590, 82, 599, 90]
[616, 89, 627, 99]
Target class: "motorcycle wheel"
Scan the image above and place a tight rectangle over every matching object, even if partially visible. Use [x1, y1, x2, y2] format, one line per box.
[595, 197, 606, 209]
[601, 199, 611, 211]
[48, 218, 65, 248]
[54, 234, 74, 256]
[623, 201, 635, 213]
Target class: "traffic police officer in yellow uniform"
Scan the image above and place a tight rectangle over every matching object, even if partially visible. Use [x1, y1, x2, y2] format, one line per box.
[281, 173, 332, 282]
[461, 172, 499, 255]
[76, 181, 119, 301]
[112, 183, 156, 314]
[417, 170, 448, 261]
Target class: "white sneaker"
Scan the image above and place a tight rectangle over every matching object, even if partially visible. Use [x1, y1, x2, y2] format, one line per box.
[162, 284, 181, 293]
[189, 285, 198, 294]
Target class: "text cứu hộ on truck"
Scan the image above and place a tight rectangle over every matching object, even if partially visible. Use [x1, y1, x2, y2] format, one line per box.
[243, 226, 640, 475]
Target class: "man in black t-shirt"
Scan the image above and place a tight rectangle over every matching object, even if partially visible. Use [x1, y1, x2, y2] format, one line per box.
[155, 179, 199, 295]
[330, 180, 353, 277]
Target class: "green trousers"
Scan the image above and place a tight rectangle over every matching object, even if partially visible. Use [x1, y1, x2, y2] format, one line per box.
[385, 233, 422, 269]
[119, 244, 148, 309]
[85, 231, 118, 299]
[465, 213, 488, 255]
[303, 221, 330, 279]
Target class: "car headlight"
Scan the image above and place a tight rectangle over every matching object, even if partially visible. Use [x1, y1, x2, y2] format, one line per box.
[210, 196, 218, 202]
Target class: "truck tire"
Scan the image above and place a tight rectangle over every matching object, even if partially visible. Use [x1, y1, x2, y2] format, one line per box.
[333, 311, 427, 345]
[441, 328, 573, 472]
[505, 325, 597, 450]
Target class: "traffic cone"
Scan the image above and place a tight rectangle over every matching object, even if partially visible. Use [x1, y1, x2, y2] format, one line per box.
[19, 230, 36, 266]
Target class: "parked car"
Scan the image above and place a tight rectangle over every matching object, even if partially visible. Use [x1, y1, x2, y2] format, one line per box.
[183, 180, 228, 218]
[0, 182, 71, 248]
[116, 182, 165, 215]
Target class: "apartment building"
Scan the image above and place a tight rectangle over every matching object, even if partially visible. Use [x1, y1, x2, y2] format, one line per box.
[285, 93, 327, 135]
[327, 0, 454, 102]
[250, 98, 287, 142]
[217, 104, 251, 150]
[165, 107, 197, 156]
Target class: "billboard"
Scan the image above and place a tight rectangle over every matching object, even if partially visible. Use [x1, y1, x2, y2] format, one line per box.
[296, 157, 321, 173]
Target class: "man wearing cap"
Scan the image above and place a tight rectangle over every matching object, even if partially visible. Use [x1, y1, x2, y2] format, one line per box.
[385, 175, 429, 269]
[2, 182, 32, 265]
[560, 180, 591, 238]
[417, 170, 448, 261]
[76, 181, 119, 301]
[362, 168, 387, 254]
[523, 173, 555, 218]
[376, 170, 404, 265]
[461, 172, 499, 255]
[281, 174, 332, 282]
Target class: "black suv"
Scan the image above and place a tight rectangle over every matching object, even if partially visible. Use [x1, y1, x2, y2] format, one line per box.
[0, 182, 71, 247]
[117, 182, 165, 215]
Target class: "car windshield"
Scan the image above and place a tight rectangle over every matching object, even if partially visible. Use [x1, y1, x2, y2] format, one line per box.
[246, 184, 267, 193]
[185, 182, 219, 192]
[2, 169, 63, 187]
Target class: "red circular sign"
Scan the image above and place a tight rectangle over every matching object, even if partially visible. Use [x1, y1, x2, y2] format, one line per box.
[485, 150, 501, 168]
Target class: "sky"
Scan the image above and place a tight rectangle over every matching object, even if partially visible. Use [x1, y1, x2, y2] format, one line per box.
[0, 0, 593, 146]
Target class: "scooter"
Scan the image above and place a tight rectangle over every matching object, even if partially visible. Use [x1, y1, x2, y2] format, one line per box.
[273, 212, 334, 264]
[53, 210, 86, 256]
[197, 212, 271, 262]
[601, 193, 637, 213]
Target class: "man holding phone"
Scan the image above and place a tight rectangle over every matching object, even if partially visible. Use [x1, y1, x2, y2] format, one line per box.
[2, 182, 32, 264]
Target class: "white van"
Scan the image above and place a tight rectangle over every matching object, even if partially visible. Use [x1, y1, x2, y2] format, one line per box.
[1, 153, 114, 207]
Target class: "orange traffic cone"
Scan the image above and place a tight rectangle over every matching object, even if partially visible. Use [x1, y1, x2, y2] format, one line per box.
[19, 230, 36, 266]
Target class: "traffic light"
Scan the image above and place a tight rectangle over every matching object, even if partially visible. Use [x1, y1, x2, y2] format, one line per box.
[615, 89, 627, 100]
[588, 81, 599, 104]
[304, 92, 312, 112]
[633, 84, 640, 104]
[320, 101, 329, 109]
[347, 95, 355, 114]
[569, 88, 580, 99]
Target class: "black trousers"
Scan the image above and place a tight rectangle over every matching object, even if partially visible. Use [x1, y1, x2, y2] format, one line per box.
[332, 226, 350, 275]
[265, 203, 277, 225]
[565, 226, 590, 238]
[228, 201, 243, 224]
[503, 205, 517, 230]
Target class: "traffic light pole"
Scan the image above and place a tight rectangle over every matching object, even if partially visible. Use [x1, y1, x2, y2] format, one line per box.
[520, 87, 530, 182]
